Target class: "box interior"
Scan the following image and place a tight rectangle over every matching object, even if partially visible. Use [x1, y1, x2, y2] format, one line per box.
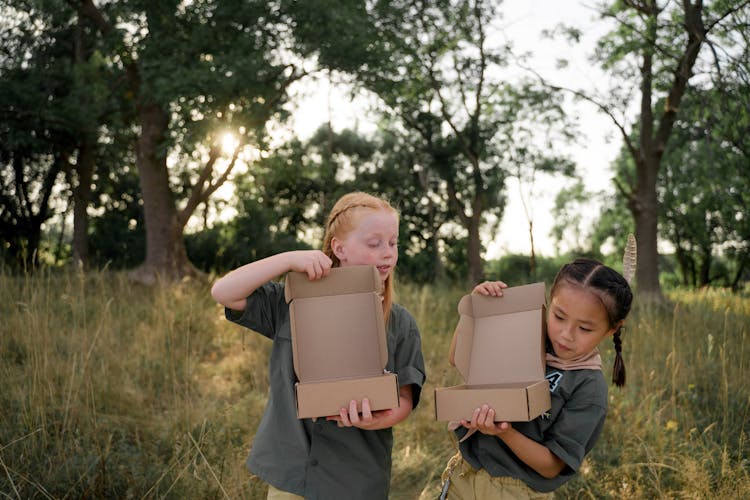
[285, 265, 388, 382]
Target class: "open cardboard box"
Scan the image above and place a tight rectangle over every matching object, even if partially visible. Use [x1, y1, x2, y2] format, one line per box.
[284, 265, 400, 419]
[434, 282, 551, 422]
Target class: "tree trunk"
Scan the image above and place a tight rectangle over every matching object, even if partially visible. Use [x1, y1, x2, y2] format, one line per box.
[128, 102, 202, 285]
[731, 255, 747, 291]
[71, 138, 94, 269]
[632, 153, 663, 302]
[528, 219, 536, 280]
[467, 214, 484, 285]
[698, 248, 712, 287]
[70, 14, 93, 270]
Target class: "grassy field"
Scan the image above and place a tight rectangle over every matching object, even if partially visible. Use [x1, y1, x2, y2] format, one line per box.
[1, 269, 749, 499]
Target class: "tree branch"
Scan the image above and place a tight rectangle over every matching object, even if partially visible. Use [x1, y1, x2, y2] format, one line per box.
[517, 60, 640, 164]
[654, 1, 706, 150]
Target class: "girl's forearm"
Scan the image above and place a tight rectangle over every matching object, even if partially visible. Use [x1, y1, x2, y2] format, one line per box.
[498, 428, 565, 479]
[373, 387, 414, 429]
[211, 252, 293, 310]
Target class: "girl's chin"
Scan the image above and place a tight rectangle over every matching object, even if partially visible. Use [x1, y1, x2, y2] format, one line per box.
[377, 268, 392, 280]
[552, 346, 574, 358]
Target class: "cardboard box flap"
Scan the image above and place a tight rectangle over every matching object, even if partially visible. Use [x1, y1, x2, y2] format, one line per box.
[284, 265, 382, 302]
[285, 266, 388, 382]
[458, 282, 546, 317]
[452, 282, 546, 386]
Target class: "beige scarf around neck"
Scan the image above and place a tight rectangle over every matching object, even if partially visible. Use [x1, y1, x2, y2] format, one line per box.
[545, 347, 603, 371]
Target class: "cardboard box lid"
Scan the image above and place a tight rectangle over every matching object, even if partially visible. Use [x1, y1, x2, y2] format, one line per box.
[450, 282, 547, 386]
[284, 266, 388, 382]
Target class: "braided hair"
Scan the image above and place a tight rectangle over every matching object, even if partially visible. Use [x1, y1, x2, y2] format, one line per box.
[322, 192, 399, 323]
[550, 258, 634, 387]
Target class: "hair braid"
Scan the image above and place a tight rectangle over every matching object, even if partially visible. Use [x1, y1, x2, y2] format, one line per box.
[612, 328, 626, 387]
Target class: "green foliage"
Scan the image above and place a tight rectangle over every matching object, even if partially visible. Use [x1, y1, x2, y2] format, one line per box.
[485, 254, 565, 286]
[87, 163, 146, 269]
[186, 202, 312, 274]
[194, 125, 462, 281]
[321, 0, 579, 281]
[282, 0, 378, 72]
[659, 85, 750, 288]
[0, 2, 77, 269]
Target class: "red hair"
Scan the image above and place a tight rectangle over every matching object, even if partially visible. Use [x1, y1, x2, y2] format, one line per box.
[322, 192, 398, 322]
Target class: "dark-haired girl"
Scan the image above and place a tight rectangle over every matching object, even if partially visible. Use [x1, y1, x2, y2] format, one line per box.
[440, 258, 633, 499]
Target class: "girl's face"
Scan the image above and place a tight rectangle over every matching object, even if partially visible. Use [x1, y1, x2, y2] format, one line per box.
[331, 209, 399, 282]
[547, 284, 619, 360]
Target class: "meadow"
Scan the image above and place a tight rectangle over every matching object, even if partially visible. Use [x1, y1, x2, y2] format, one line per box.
[1, 269, 749, 499]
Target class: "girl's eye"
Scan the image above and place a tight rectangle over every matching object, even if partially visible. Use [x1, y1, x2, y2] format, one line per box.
[553, 313, 564, 320]
[368, 241, 380, 248]
[579, 327, 593, 333]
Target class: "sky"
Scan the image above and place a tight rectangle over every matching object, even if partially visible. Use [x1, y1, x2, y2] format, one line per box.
[284, 1, 623, 258]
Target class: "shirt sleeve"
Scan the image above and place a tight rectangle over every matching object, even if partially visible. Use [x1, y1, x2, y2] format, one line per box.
[225, 281, 287, 340]
[389, 306, 427, 409]
[543, 378, 607, 472]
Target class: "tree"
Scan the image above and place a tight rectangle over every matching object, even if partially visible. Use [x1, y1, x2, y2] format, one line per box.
[363, 125, 453, 282]
[553, 0, 749, 300]
[660, 86, 750, 288]
[0, 3, 84, 269]
[551, 181, 596, 256]
[67, 0, 306, 284]
[347, 0, 575, 284]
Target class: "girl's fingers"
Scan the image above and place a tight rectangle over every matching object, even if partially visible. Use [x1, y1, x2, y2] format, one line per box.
[348, 400, 360, 425]
[477, 404, 491, 424]
[470, 407, 481, 427]
[307, 262, 318, 279]
[338, 407, 351, 427]
[484, 408, 496, 427]
[473, 281, 507, 296]
[310, 253, 332, 280]
[360, 398, 373, 422]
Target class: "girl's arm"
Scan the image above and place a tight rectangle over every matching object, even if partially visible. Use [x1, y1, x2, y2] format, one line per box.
[211, 250, 333, 311]
[462, 405, 565, 479]
[326, 384, 414, 430]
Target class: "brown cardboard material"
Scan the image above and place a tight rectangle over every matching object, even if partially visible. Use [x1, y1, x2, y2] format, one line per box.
[434, 282, 551, 422]
[284, 265, 400, 419]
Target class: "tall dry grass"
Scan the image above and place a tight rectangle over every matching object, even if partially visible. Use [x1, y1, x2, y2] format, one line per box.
[1, 270, 748, 499]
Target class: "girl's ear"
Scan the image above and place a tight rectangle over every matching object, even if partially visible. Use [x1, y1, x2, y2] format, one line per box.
[331, 237, 347, 262]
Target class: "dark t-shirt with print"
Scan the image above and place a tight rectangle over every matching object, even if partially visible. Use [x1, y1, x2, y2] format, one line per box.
[456, 366, 608, 493]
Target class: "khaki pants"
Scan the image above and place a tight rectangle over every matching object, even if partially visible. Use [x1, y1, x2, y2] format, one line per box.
[267, 484, 304, 500]
[440, 453, 553, 500]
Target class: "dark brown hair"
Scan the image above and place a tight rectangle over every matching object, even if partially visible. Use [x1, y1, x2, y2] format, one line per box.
[550, 258, 634, 387]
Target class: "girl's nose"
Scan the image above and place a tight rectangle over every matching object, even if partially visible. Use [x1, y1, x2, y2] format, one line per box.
[560, 326, 574, 341]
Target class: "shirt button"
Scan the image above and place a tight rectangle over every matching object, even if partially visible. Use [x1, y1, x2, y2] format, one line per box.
[310, 459, 319, 466]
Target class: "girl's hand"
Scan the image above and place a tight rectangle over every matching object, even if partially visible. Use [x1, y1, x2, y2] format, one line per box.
[287, 250, 333, 280]
[472, 281, 508, 296]
[461, 404, 512, 436]
[326, 398, 394, 430]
